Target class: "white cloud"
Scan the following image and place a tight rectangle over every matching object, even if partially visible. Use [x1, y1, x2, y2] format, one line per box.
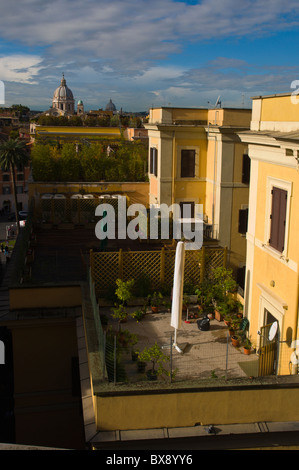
[0, 54, 44, 84]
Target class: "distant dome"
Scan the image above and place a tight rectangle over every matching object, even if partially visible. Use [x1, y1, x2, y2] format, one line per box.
[78, 99, 83, 105]
[105, 98, 116, 112]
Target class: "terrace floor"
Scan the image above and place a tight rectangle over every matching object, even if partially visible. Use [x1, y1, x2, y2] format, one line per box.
[101, 304, 260, 385]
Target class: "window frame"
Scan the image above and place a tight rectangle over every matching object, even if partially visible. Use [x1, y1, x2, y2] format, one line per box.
[177, 146, 199, 180]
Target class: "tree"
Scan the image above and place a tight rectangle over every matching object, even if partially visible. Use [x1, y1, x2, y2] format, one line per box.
[0, 138, 29, 233]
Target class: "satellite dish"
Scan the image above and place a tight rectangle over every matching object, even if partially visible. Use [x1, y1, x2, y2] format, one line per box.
[268, 321, 278, 341]
[215, 95, 221, 108]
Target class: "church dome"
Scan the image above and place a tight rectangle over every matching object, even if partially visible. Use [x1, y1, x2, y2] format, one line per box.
[53, 74, 74, 101]
[52, 74, 75, 115]
[105, 98, 116, 112]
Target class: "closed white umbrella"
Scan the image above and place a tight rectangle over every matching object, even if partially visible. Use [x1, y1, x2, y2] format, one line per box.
[171, 241, 185, 353]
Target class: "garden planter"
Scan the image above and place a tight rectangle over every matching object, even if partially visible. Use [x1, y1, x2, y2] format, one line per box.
[214, 310, 223, 322]
[146, 370, 158, 381]
[151, 306, 159, 313]
[243, 347, 251, 355]
[231, 335, 240, 347]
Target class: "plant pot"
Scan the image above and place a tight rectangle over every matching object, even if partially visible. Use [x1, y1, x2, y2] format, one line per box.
[243, 347, 251, 355]
[151, 306, 159, 313]
[146, 369, 158, 381]
[231, 335, 240, 347]
[214, 310, 223, 322]
[137, 361, 146, 373]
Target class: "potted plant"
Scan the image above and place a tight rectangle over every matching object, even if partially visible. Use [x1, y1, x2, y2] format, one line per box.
[148, 291, 164, 313]
[112, 278, 135, 328]
[243, 337, 252, 355]
[112, 304, 128, 326]
[115, 278, 135, 306]
[130, 304, 147, 322]
[231, 334, 241, 347]
[138, 342, 170, 380]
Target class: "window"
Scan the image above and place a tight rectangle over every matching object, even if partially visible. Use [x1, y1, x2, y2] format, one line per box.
[17, 173, 24, 181]
[179, 201, 195, 219]
[3, 187, 10, 195]
[269, 187, 287, 252]
[149, 147, 157, 177]
[181, 149, 195, 177]
[242, 154, 251, 184]
[2, 174, 9, 182]
[238, 208, 248, 235]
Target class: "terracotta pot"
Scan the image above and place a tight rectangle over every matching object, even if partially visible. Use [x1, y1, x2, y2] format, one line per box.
[231, 335, 240, 347]
[243, 347, 251, 355]
[151, 306, 159, 313]
[214, 310, 223, 322]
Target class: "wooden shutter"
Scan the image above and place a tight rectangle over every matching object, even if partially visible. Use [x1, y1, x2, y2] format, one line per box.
[242, 154, 251, 184]
[181, 150, 195, 177]
[238, 208, 248, 234]
[153, 148, 157, 177]
[269, 187, 287, 252]
[149, 148, 158, 176]
[149, 148, 153, 174]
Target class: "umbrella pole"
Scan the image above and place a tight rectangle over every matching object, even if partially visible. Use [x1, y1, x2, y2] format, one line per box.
[173, 329, 183, 353]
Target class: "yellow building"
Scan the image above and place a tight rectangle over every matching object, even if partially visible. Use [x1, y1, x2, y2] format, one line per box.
[145, 106, 251, 276]
[239, 92, 299, 375]
[29, 123, 122, 144]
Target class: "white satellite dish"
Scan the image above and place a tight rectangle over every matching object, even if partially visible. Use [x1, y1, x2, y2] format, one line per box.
[268, 321, 278, 341]
[215, 95, 221, 108]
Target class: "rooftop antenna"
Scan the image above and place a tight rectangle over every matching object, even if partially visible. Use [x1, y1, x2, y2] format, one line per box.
[214, 95, 221, 108]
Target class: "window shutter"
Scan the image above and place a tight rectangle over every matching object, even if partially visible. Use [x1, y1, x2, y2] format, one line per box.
[238, 208, 248, 234]
[242, 154, 251, 184]
[153, 148, 157, 177]
[269, 187, 287, 252]
[149, 148, 153, 174]
[181, 150, 195, 177]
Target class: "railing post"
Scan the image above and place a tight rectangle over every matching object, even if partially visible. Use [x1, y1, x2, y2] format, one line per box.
[119, 248, 123, 279]
[200, 246, 206, 283]
[160, 247, 165, 285]
[223, 246, 227, 267]
[90, 249, 94, 281]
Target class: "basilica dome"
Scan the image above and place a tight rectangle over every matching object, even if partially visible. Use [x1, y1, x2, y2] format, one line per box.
[105, 98, 116, 112]
[52, 74, 75, 115]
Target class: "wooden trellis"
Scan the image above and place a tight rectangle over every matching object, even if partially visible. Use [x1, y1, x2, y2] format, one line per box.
[35, 195, 126, 225]
[90, 245, 227, 297]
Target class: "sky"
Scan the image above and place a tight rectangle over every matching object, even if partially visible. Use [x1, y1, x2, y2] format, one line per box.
[1, 0, 299, 112]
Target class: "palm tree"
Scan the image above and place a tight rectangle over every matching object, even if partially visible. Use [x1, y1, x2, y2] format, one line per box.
[0, 137, 29, 234]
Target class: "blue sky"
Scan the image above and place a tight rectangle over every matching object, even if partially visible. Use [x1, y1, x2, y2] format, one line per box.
[1, 0, 299, 111]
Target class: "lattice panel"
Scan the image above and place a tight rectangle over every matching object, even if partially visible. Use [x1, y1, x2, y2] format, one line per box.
[184, 250, 202, 286]
[122, 251, 161, 289]
[92, 251, 120, 293]
[79, 198, 97, 224]
[164, 250, 176, 287]
[204, 247, 225, 279]
[91, 246, 226, 296]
